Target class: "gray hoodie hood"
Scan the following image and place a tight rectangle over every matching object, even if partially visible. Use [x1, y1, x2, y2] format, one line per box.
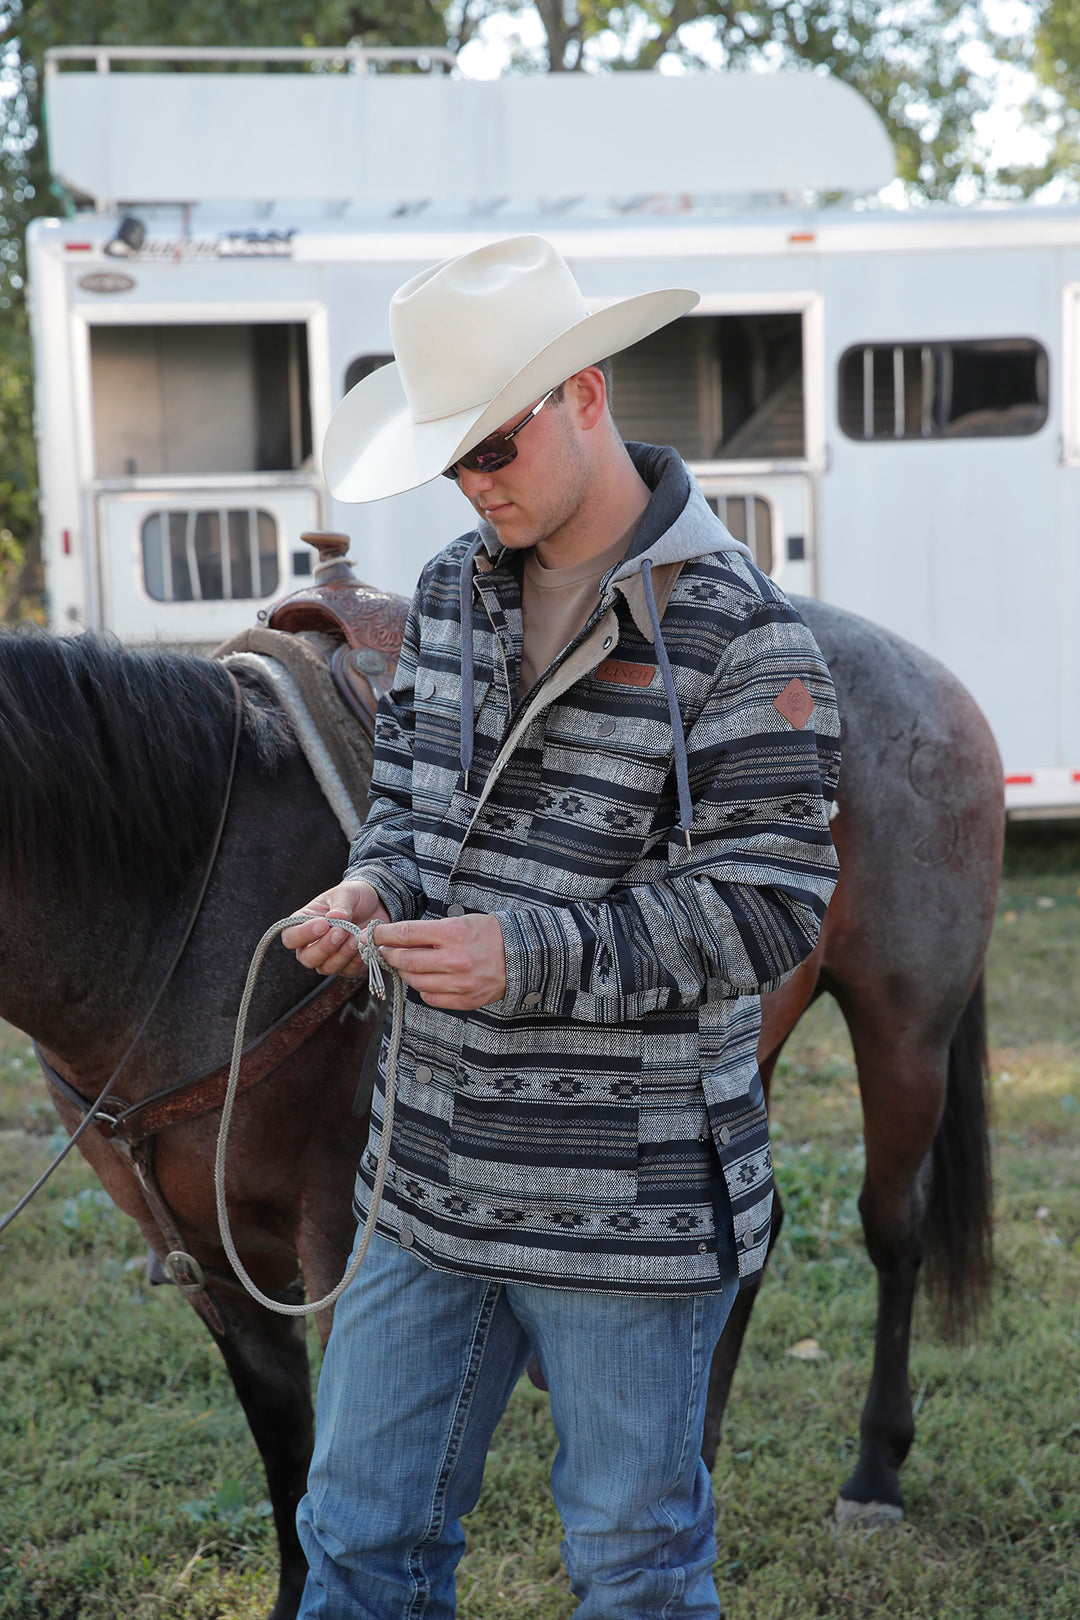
[459, 443, 754, 844]
[474, 441, 752, 576]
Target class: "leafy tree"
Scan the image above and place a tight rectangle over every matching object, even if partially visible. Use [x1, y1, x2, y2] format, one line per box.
[0, 323, 38, 622]
[1023, 0, 1080, 192]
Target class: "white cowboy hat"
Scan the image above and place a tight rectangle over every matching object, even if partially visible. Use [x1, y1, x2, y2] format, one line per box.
[322, 234, 698, 503]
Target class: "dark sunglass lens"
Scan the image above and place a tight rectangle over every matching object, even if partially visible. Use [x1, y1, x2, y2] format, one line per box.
[454, 433, 515, 475]
[470, 445, 515, 473]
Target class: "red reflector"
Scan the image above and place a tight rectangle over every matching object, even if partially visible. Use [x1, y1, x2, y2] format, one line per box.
[65, 243, 93, 252]
[788, 232, 815, 243]
[1072, 771, 1080, 783]
[1004, 773, 1034, 785]
[62, 529, 71, 556]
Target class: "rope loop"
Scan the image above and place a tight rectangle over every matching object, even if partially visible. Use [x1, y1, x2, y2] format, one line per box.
[214, 911, 403, 1318]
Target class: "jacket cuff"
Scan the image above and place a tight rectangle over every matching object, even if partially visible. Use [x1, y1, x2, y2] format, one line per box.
[345, 865, 420, 924]
[493, 903, 578, 1015]
[493, 903, 670, 1022]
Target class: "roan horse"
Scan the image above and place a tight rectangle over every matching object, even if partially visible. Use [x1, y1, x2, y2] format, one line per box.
[0, 587, 1002, 1618]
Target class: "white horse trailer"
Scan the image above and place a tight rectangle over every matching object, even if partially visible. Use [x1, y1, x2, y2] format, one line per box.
[26, 48, 1080, 815]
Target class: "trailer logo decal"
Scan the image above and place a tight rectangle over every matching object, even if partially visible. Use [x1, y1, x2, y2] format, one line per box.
[217, 230, 296, 258]
[77, 272, 135, 294]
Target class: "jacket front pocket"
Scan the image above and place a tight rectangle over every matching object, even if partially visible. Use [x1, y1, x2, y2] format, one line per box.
[448, 1093, 639, 1206]
[449, 1020, 642, 1206]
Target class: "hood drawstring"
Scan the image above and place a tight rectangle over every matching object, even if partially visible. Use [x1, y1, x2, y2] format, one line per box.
[641, 558, 694, 851]
[458, 535, 486, 791]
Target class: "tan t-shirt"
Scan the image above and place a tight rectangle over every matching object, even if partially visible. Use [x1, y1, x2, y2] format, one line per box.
[519, 529, 632, 700]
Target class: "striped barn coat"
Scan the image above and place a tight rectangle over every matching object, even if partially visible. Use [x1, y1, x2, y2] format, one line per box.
[348, 444, 841, 1293]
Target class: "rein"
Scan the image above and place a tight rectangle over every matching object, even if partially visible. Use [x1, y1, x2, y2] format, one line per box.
[0, 673, 244, 1237]
[215, 914, 402, 1316]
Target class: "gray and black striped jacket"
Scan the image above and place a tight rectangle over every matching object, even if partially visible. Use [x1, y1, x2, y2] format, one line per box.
[348, 444, 841, 1293]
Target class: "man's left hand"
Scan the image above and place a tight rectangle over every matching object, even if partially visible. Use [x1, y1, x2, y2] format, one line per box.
[374, 914, 507, 1009]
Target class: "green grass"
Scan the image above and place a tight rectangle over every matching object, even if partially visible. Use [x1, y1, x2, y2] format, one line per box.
[2, 829, 1079, 1617]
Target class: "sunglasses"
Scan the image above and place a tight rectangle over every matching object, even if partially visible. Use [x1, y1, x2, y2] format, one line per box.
[442, 391, 555, 480]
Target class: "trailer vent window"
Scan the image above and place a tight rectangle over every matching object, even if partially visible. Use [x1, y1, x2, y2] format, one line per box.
[141, 510, 279, 603]
[839, 339, 1048, 441]
[704, 495, 774, 575]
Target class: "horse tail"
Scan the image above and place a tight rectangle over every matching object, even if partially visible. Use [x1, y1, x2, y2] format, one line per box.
[922, 974, 993, 1335]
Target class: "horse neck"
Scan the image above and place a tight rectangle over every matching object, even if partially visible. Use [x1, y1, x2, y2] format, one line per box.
[0, 865, 196, 1084]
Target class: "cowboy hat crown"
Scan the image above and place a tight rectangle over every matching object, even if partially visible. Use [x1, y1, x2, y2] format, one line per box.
[322, 234, 698, 504]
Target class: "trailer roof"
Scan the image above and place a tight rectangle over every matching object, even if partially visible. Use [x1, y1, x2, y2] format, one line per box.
[44, 48, 895, 209]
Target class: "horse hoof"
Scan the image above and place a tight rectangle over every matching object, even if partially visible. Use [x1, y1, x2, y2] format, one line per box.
[834, 1495, 905, 1530]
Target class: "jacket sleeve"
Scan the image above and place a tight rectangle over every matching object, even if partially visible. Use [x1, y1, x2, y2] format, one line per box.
[492, 605, 841, 1022]
[343, 588, 427, 923]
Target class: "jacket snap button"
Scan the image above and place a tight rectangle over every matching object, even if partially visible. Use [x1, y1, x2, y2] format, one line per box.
[447, 904, 465, 917]
[399, 1227, 415, 1249]
[742, 1229, 756, 1251]
[697, 1242, 709, 1254]
[602, 636, 613, 650]
[598, 718, 616, 737]
[421, 678, 436, 699]
[718, 1125, 731, 1146]
[415, 1064, 433, 1084]
[523, 992, 542, 1006]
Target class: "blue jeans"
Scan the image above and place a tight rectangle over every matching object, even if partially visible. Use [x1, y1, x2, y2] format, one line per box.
[296, 1231, 738, 1619]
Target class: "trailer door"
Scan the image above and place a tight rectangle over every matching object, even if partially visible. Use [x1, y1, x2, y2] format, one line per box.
[96, 487, 321, 644]
[88, 319, 322, 642]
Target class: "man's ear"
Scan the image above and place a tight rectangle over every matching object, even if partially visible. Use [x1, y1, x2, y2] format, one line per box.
[568, 366, 608, 431]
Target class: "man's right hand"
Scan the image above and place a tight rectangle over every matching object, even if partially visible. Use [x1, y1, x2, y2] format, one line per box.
[281, 881, 391, 978]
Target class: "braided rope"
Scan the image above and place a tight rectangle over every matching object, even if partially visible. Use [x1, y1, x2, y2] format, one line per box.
[214, 913, 402, 1316]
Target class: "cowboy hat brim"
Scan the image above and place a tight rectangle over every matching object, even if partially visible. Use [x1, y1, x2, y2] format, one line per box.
[323, 286, 699, 504]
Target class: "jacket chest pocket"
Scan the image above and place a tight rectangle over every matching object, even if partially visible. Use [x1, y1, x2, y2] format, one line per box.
[533, 704, 675, 867]
[447, 1026, 642, 1207]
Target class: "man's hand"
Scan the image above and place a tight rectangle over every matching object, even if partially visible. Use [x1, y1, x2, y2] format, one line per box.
[373, 914, 507, 1009]
[282, 881, 390, 978]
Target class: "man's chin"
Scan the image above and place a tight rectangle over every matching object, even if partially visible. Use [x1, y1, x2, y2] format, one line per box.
[484, 515, 539, 550]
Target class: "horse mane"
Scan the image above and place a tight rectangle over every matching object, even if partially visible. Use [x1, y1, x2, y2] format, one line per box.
[0, 631, 290, 905]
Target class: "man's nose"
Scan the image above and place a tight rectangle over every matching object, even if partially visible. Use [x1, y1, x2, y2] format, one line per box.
[458, 467, 495, 501]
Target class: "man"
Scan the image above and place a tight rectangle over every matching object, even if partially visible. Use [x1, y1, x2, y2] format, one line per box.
[283, 234, 841, 1618]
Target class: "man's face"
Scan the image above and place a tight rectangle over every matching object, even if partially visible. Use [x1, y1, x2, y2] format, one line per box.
[453, 389, 591, 553]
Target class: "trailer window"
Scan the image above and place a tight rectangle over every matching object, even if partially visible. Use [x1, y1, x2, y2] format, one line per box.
[141, 509, 279, 602]
[838, 339, 1048, 441]
[91, 323, 312, 477]
[610, 314, 804, 462]
[704, 495, 774, 574]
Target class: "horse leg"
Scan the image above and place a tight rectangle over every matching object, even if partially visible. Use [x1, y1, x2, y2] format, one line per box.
[205, 1289, 314, 1620]
[832, 994, 948, 1525]
[44, 1098, 315, 1620]
[701, 955, 820, 1470]
[701, 1191, 784, 1471]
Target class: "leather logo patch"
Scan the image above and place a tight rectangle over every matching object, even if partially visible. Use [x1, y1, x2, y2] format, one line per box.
[596, 659, 654, 687]
[774, 678, 814, 729]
